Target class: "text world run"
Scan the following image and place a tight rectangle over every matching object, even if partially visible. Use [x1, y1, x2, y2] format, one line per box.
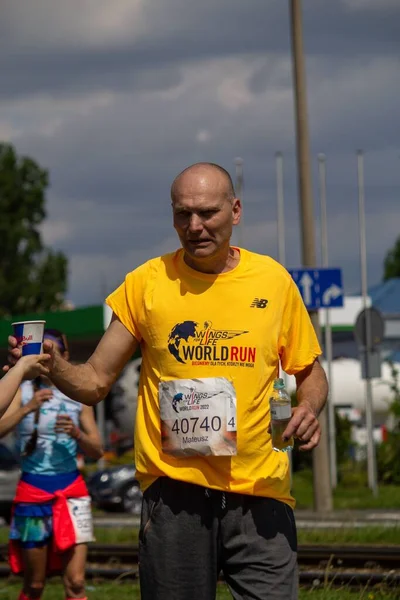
[182, 345, 256, 363]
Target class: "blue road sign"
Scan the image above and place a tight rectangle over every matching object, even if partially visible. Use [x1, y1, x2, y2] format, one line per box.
[288, 268, 344, 310]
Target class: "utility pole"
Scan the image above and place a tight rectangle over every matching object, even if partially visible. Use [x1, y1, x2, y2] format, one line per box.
[357, 150, 378, 497]
[276, 152, 286, 267]
[275, 151, 293, 487]
[289, 0, 332, 512]
[318, 154, 337, 489]
[234, 157, 245, 247]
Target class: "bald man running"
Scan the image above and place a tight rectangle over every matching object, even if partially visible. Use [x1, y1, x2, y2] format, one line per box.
[8, 162, 328, 600]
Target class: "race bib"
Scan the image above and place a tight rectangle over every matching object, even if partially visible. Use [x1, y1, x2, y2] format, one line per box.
[159, 377, 237, 457]
[67, 496, 95, 544]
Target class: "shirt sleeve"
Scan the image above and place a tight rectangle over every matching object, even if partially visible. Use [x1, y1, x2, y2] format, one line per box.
[278, 277, 322, 374]
[105, 263, 149, 342]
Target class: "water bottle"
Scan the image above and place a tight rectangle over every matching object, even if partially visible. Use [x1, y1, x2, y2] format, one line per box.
[269, 378, 294, 452]
[56, 401, 69, 442]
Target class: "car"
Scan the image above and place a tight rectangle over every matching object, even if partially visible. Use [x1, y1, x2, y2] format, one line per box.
[87, 464, 142, 516]
[0, 443, 20, 523]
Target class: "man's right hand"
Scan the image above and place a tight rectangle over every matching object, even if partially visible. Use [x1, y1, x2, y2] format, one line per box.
[4, 336, 56, 374]
[26, 388, 53, 413]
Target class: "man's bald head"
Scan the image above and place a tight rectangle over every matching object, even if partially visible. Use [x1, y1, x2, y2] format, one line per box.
[170, 163, 236, 205]
[170, 162, 242, 263]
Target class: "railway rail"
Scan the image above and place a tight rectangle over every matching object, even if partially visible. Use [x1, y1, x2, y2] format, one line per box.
[1, 543, 400, 568]
[0, 544, 398, 588]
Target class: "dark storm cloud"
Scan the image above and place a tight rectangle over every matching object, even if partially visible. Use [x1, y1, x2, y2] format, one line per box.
[0, 1, 399, 100]
[0, 0, 399, 304]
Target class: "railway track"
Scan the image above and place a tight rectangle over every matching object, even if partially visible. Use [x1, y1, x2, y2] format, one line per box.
[297, 544, 400, 569]
[1, 543, 400, 567]
[0, 544, 398, 587]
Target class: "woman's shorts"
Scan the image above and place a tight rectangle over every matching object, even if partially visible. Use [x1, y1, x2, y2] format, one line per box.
[10, 503, 53, 549]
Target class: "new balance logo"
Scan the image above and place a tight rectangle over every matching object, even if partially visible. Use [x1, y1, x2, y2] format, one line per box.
[250, 298, 268, 308]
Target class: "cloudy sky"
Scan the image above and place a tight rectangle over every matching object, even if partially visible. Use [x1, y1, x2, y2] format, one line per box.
[1, 0, 399, 307]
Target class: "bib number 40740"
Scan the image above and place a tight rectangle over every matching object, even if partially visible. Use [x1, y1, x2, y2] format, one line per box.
[171, 416, 223, 435]
[159, 377, 237, 457]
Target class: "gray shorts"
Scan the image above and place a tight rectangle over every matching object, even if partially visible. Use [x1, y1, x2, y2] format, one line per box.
[139, 477, 298, 600]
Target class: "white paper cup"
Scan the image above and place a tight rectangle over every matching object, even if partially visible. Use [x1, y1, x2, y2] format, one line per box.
[12, 320, 46, 356]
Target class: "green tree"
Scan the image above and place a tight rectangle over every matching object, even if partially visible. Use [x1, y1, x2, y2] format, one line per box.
[0, 143, 68, 317]
[383, 236, 400, 280]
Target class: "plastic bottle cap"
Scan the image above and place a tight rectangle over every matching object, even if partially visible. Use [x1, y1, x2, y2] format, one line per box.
[273, 378, 285, 390]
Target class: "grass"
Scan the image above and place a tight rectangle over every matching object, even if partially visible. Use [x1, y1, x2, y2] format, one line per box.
[298, 526, 400, 546]
[0, 581, 136, 600]
[0, 526, 139, 546]
[292, 469, 400, 510]
[92, 525, 400, 547]
[0, 581, 398, 600]
[0, 523, 398, 546]
[94, 526, 139, 544]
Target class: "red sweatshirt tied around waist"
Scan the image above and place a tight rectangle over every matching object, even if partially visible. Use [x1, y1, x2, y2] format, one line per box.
[9, 474, 89, 573]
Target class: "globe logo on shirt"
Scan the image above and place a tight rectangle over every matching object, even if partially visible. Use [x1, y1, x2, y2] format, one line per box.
[167, 321, 199, 364]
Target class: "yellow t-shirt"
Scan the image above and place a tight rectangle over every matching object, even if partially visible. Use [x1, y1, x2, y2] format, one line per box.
[106, 248, 321, 507]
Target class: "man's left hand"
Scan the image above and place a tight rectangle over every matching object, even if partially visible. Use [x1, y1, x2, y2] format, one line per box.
[282, 402, 320, 451]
